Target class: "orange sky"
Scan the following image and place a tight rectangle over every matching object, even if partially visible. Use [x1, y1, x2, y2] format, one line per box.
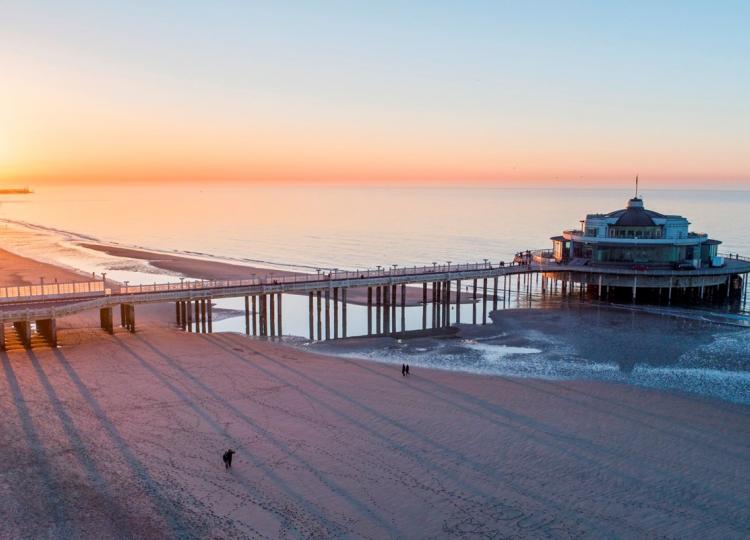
[1, 3, 748, 189]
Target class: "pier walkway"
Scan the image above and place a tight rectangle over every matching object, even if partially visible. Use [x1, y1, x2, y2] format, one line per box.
[1, 254, 749, 349]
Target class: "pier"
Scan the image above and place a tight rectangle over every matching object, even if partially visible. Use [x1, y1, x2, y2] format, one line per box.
[0, 253, 748, 350]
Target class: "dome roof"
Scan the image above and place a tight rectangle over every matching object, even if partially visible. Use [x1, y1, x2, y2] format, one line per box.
[605, 197, 663, 227]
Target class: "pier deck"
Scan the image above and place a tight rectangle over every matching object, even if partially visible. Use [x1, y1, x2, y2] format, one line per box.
[1, 255, 749, 348]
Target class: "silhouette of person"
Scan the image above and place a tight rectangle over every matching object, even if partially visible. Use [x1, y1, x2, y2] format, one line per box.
[223, 449, 236, 469]
[406, 364, 410, 376]
[401, 364, 406, 377]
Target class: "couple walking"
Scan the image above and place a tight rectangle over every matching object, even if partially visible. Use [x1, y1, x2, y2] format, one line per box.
[401, 364, 410, 377]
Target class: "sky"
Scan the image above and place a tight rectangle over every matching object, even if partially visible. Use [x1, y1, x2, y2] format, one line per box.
[0, 1, 748, 188]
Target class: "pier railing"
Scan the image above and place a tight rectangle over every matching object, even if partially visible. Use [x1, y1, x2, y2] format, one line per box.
[117, 260, 518, 295]
[0, 280, 106, 304]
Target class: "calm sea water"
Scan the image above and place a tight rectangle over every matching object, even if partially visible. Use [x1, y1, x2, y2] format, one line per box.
[2, 185, 749, 403]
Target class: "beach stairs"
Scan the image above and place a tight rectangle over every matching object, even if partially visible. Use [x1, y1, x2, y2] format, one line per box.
[0, 321, 57, 351]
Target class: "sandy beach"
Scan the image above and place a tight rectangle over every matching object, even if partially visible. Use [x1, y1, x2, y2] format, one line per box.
[2, 247, 750, 538]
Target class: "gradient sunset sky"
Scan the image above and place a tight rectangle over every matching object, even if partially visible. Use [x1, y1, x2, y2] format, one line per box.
[1, 1, 748, 188]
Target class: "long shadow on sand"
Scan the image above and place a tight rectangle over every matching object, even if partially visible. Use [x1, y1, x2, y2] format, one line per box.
[0, 353, 74, 538]
[51, 348, 196, 539]
[505, 377, 750, 459]
[25, 350, 133, 538]
[217, 333, 750, 535]
[127, 335, 398, 539]
[338, 353, 750, 528]
[116, 339, 348, 539]
[204, 334, 598, 537]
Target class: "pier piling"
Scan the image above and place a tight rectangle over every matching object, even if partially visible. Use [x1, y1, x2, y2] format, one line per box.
[342, 288, 348, 337]
[456, 279, 461, 323]
[367, 287, 372, 335]
[100, 307, 114, 334]
[309, 292, 314, 339]
[245, 296, 250, 334]
[316, 291, 322, 340]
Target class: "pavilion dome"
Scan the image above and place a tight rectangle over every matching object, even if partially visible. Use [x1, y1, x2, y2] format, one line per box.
[605, 197, 664, 227]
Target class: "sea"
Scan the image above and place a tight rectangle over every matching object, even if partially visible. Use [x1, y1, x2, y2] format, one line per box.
[2, 184, 749, 404]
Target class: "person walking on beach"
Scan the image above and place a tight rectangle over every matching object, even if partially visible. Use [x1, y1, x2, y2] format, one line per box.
[223, 449, 236, 469]
[406, 364, 410, 376]
[401, 364, 406, 377]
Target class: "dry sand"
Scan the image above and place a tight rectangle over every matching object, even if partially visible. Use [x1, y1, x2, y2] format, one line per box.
[2, 247, 750, 538]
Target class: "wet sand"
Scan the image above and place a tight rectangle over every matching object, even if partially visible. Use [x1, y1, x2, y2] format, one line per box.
[2, 246, 750, 538]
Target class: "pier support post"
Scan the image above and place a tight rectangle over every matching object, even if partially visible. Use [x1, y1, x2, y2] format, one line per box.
[400, 284, 406, 333]
[259, 295, 266, 336]
[187, 301, 193, 332]
[456, 279, 462, 323]
[276, 293, 282, 337]
[422, 283, 428, 329]
[245, 296, 250, 335]
[207, 300, 213, 333]
[251, 296, 257, 335]
[333, 288, 339, 339]
[632, 276, 637, 303]
[180, 301, 187, 330]
[726, 275, 731, 299]
[129, 304, 136, 332]
[316, 291, 322, 340]
[309, 292, 314, 339]
[269, 291, 276, 337]
[444, 280, 451, 326]
[431, 283, 437, 328]
[367, 287, 372, 336]
[482, 278, 488, 324]
[493, 277, 498, 311]
[201, 300, 207, 333]
[383, 285, 390, 335]
[120, 304, 127, 328]
[598, 275, 603, 299]
[342, 289, 348, 337]
[376, 287, 381, 334]
[472, 279, 477, 324]
[176, 302, 181, 326]
[0, 323, 5, 350]
[324, 289, 330, 340]
[100, 307, 114, 334]
[391, 285, 397, 333]
[194, 301, 201, 333]
[668, 278, 672, 304]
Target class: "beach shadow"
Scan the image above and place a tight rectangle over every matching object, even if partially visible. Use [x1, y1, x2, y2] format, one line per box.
[114, 339, 343, 539]
[510, 378, 750, 458]
[50, 348, 196, 539]
[0, 352, 73, 538]
[268, 341, 750, 529]
[203, 334, 605, 537]
[357, 362, 749, 530]
[25, 350, 135, 537]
